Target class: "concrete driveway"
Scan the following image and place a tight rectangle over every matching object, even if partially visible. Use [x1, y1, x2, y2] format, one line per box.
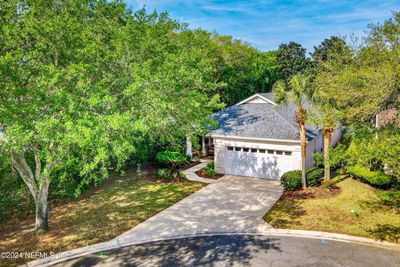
[116, 175, 283, 245]
[28, 175, 283, 266]
[54, 234, 400, 267]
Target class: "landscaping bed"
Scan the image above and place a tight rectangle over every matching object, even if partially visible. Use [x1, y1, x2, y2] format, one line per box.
[0, 169, 204, 267]
[195, 169, 224, 180]
[195, 161, 224, 180]
[264, 177, 400, 243]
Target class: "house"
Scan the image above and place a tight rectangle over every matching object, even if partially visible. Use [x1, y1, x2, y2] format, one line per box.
[208, 93, 342, 179]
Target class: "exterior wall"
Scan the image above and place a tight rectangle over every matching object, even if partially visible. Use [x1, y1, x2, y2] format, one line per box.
[314, 131, 323, 153]
[246, 97, 271, 104]
[330, 127, 343, 147]
[306, 138, 315, 169]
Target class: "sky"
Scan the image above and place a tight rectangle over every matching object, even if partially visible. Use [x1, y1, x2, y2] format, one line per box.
[126, 0, 400, 52]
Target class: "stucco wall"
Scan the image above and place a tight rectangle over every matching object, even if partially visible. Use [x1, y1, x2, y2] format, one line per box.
[330, 127, 343, 147]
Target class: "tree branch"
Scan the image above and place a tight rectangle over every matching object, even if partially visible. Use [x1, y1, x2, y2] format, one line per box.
[10, 151, 39, 200]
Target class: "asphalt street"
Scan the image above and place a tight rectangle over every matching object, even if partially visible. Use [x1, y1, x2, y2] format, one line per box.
[53, 234, 400, 267]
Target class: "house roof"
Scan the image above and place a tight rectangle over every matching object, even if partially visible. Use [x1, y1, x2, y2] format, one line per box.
[209, 93, 319, 141]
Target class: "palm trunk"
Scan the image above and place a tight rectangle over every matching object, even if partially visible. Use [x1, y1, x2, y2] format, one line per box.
[323, 130, 332, 181]
[300, 123, 307, 188]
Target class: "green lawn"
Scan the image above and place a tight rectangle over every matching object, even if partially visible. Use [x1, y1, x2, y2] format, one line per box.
[0, 171, 204, 266]
[264, 177, 400, 243]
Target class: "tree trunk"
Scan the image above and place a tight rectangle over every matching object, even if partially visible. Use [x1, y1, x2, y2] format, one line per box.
[185, 135, 192, 160]
[300, 123, 307, 188]
[34, 186, 49, 231]
[201, 135, 207, 156]
[10, 150, 52, 232]
[323, 130, 332, 181]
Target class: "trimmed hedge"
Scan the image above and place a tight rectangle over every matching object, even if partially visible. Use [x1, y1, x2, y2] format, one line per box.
[281, 170, 302, 191]
[281, 167, 325, 191]
[346, 165, 392, 187]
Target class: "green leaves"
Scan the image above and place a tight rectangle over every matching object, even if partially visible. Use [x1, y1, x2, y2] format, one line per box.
[155, 151, 189, 168]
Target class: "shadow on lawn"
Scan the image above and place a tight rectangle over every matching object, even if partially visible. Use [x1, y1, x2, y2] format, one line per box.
[367, 224, 400, 243]
[264, 196, 306, 227]
[65, 235, 281, 267]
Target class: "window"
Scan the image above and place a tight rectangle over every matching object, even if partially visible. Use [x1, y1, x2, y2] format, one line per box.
[285, 151, 292, 156]
[227, 146, 233, 151]
[276, 151, 283, 155]
[243, 148, 249, 152]
[235, 147, 241, 151]
[259, 149, 266, 153]
[251, 148, 257, 153]
[267, 150, 274, 154]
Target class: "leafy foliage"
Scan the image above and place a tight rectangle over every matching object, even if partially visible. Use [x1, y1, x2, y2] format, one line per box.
[155, 168, 186, 182]
[376, 189, 400, 210]
[281, 170, 302, 191]
[155, 151, 189, 169]
[313, 152, 324, 168]
[347, 165, 392, 188]
[314, 144, 348, 171]
[203, 161, 217, 177]
[306, 167, 324, 187]
[276, 42, 311, 85]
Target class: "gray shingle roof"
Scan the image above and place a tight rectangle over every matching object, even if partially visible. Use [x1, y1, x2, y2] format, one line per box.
[210, 93, 319, 141]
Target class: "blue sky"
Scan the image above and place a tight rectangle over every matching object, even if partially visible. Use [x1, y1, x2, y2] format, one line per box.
[126, 0, 400, 52]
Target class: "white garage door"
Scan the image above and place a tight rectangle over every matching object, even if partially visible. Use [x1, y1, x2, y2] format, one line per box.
[223, 146, 293, 179]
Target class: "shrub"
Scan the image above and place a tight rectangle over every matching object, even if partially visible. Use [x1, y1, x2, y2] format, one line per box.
[203, 162, 217, 177]
[155, 168, 171, 180]
[156, 151, 188, 168]
[155, 168, 186, 182]
[329, 144, 348, 169]
[306, 167, 324, 187]
[313, 144, 348, 171]
[281, 170, 302, 191]
[313, 152, 324, 168]
[346, 165, 392, 187]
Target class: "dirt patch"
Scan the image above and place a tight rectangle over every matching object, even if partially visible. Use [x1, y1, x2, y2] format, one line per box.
[281, 186, 340, 201]
[195, 170, 224, 180]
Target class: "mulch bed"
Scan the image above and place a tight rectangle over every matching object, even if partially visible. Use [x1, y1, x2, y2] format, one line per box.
[281, 186, 340, 201]
[195, 169, 224, 180]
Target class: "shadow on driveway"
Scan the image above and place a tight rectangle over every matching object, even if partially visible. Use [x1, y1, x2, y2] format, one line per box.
[55, 234, 400, 267]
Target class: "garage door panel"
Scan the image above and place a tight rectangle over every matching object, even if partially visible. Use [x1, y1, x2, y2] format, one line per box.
[223, 148, 292, 179]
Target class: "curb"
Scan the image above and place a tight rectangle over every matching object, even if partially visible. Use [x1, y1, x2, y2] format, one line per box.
[25, 228, 400, 266]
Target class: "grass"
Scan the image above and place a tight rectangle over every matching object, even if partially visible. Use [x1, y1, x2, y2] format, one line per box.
[264, 177, 400, 243]
[0, 170, 204, 266]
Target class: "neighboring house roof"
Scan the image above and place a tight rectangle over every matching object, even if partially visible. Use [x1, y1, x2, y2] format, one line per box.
[210, 93, 319, 141]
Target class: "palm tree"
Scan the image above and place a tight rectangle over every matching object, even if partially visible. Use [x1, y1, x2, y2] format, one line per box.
[312, 101, 339, 181]
[273, 74, 313, 188]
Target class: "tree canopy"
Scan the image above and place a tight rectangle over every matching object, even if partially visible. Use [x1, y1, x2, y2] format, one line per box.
[0, 0, 279, 229]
